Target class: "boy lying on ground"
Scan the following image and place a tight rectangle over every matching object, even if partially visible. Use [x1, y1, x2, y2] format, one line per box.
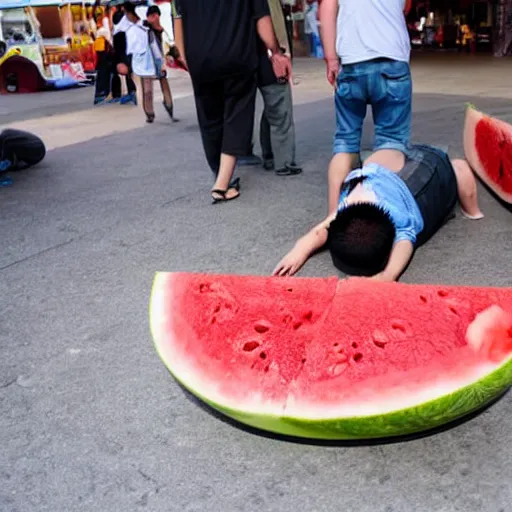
[273, 144, 484, 281]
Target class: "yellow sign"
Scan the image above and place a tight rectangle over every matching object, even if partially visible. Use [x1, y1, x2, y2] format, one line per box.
[0, 47, 22, 67]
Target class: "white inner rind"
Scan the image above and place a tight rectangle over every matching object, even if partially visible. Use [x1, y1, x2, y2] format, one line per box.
[151, 273, 510, 420]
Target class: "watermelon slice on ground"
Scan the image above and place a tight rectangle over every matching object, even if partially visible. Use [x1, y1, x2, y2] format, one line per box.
[463, 104, 512, 204]
[150, 273, 512, 440]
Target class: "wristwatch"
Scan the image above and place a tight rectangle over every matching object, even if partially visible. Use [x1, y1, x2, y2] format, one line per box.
[267, 47, 286, 59]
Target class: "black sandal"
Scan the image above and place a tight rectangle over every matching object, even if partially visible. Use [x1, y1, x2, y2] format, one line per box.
[146, 113, 155, 124]
[211, 178, 241, 204]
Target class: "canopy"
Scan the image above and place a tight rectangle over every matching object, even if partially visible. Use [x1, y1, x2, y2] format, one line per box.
[0, 0, 61, 9]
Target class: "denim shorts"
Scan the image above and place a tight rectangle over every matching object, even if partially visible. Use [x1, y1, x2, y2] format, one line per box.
[334, 58, 412, 155]
[399, 144, 458, 247]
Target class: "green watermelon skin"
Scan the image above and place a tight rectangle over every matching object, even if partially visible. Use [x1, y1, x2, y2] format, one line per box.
[198, 361, 511, 440]
[150, 272, 512, 440]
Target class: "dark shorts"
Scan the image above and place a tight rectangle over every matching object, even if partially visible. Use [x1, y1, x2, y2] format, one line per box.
[192, 73, 257, 173]
[399, 144, 458, 247]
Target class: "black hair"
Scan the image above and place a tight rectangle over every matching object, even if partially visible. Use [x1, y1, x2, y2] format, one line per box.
[123, 2, 137, 15]
[327, 202, 396, 277]
[147, 5, 161, 16]
[112, 10, 124, 25]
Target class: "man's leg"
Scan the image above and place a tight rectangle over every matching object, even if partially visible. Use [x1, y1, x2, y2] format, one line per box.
[259, 110, 274, 169]
[259, 82, 301, 175]
[216, 73, 258, 196]
[370, 60, 412, 156]
[193, 79, 225, 178]
[451, 159, 484, 219]
[330, 66, 367, 213]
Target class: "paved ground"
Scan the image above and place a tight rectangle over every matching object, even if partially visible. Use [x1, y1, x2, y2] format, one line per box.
[1, 55, 511, 512]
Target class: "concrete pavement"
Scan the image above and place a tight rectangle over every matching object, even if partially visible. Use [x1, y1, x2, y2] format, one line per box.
[0, 55, 511, 512]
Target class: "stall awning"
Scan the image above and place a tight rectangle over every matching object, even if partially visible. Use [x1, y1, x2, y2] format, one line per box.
[0, 0, 62, 8]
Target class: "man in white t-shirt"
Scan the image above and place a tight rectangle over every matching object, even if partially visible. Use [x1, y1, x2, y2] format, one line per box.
[319, 0, 413, 212]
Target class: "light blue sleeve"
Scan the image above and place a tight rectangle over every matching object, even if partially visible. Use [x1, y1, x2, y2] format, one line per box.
[394, 227, 417, 245]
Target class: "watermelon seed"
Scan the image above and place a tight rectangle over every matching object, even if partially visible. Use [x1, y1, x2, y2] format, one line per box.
[211, 317, 217, 324]
[449, 306, 458, 315]
[243, 341, 260, 352]
[333, 342, 339, 347]
[352, 342, 358, 348]
[199, 284, 211, 293]
[293, 321, 303, 330]
[264, 365, 270, 373]
[259, 352, 267, 360]
[254, 322, 270, 334]
[373, 340, 386, 349]
[214, 305, 221, 313]
[330, 362, 348, 376]
[301, 358, 307, 364]
[353, 353, 363, 363]
[391, 322, 406, 333]
[420, 295, 428, 303]
[438, 290, 449, 298]
[282, 314, 293, 324]
[303, 311, 313, 321]
[286, 288, 293, 292]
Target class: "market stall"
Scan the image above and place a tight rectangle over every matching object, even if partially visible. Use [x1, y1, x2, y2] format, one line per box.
[0, 0, 92, 93]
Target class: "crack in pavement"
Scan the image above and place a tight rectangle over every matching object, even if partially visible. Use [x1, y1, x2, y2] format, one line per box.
[0, 237, 81, 272]
[0, 378, 17, 389]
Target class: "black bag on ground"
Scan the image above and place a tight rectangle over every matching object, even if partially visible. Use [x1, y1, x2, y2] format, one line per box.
[0, 129, 46, 171]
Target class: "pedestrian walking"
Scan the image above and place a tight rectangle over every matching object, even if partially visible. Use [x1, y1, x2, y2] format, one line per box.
[112, 7, 138, 105]
[142, 5, 179, 122]
[258, 0, 302, 176]
[319, 0, 413, 213]
[173, 0, 291, 204]
[93, 26, 114, 105]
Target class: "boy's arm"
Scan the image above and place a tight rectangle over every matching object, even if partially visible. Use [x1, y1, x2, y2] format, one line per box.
[373, 240, 414, 282]
[273, 214, 335, 277]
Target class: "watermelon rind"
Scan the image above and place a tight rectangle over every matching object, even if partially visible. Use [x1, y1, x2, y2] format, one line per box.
[150, 273, 512, 440]
[463, 104, 512, 204]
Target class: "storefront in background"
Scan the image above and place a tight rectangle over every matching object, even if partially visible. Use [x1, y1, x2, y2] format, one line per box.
[282, 0, 324, 58]
[407, 0, 512, 55]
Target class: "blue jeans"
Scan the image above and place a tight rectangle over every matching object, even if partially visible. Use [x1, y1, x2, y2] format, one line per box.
[333, 59, 412, 154]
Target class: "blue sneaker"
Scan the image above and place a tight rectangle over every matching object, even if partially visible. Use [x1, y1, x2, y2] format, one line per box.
[120, 92, 137, 106]
[0, 175, 13, 187]
[0, 159, 11, 172]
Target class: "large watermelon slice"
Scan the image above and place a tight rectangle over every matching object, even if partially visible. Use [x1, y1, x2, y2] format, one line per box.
[464, 105, 512, 203]
[150, 273, 512, 440]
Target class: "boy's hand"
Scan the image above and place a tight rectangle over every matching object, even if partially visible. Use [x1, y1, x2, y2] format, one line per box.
[273, 247, 308, 277]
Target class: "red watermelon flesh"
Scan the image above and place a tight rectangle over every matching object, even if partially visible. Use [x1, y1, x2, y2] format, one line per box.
[150, 273, 512, 439]
[464, 105, 512, 203]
